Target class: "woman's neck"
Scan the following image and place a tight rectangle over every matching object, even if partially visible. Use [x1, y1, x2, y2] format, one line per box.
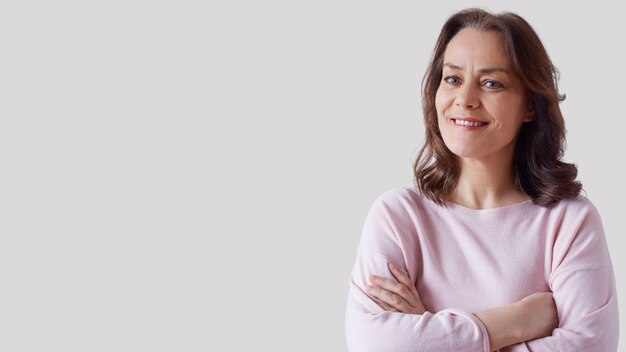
[446, 157, 529, 210]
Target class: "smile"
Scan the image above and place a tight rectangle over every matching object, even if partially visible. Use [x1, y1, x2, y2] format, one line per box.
[452, 118, 488, 128]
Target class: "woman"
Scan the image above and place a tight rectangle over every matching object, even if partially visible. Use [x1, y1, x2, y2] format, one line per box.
[344, 8, 619, 352]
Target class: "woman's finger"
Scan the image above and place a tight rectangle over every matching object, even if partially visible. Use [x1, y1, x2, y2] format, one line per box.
[368, 274, 422, 310]
[365, 284, 414, 313]
[388, 262, 425, 307]
[378, 301, 399, 312]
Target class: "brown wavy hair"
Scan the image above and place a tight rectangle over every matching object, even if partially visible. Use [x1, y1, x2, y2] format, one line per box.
[413, 8, 582, 207]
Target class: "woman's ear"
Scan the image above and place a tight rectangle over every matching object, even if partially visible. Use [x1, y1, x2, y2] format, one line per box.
[523, 106, 535, 122]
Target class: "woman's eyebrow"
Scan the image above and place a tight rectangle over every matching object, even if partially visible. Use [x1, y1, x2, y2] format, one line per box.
[479, 67, 508, 74]
[443, 62, 508, 74]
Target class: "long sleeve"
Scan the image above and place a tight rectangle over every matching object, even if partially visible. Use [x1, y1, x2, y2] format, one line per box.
[344, 191, 491, 352]
[504, 201, 619, 352]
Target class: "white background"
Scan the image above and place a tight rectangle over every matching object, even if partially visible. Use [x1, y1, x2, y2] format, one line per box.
[0, 0, 624, 351]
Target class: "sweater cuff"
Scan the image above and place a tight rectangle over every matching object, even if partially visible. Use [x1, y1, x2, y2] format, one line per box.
[442, 308, 491, 352]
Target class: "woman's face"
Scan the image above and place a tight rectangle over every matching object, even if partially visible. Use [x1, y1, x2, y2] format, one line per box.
[435, 28, 534, 163]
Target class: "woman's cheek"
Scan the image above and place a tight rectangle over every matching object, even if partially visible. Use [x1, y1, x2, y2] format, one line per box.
[434, 89, 443, 112]
[435, 88, 453, 115]
[435, 90, 450, 125]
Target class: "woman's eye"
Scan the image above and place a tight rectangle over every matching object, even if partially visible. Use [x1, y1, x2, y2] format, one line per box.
[484, 80, 503, 89]
[444, 76, 461, 85]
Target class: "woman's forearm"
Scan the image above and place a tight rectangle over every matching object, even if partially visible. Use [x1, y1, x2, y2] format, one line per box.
[474, 302, 526, 351]
[474, 292, 558, 351]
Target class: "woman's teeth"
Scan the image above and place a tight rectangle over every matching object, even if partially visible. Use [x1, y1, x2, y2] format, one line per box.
[454, 119, 487, 127]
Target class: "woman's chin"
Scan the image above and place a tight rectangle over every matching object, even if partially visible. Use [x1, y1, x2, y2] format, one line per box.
[446, 145, 484, 160]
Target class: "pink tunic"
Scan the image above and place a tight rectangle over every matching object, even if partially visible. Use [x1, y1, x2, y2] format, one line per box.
[345, 187, 619, 351]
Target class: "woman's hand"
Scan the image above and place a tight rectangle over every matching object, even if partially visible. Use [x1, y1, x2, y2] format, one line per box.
[365, 261, 426, 314]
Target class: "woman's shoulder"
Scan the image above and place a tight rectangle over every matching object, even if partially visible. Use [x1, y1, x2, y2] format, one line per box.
[359, 187, 429, 250]
[370, 186, 427, 208]
[544, 194, 606, 232]
[366, 186, 433, 218]
[548, 193, 599, 215]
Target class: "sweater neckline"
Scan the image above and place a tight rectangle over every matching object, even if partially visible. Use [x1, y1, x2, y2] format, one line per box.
[408, 187, 535, 214]
[442, 198, 534, 213]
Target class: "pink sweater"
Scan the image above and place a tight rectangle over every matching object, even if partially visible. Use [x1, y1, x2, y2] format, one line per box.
[345, 187, 619, 351]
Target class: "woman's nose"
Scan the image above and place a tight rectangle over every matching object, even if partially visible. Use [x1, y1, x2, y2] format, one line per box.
[455, 84, 480, 110]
